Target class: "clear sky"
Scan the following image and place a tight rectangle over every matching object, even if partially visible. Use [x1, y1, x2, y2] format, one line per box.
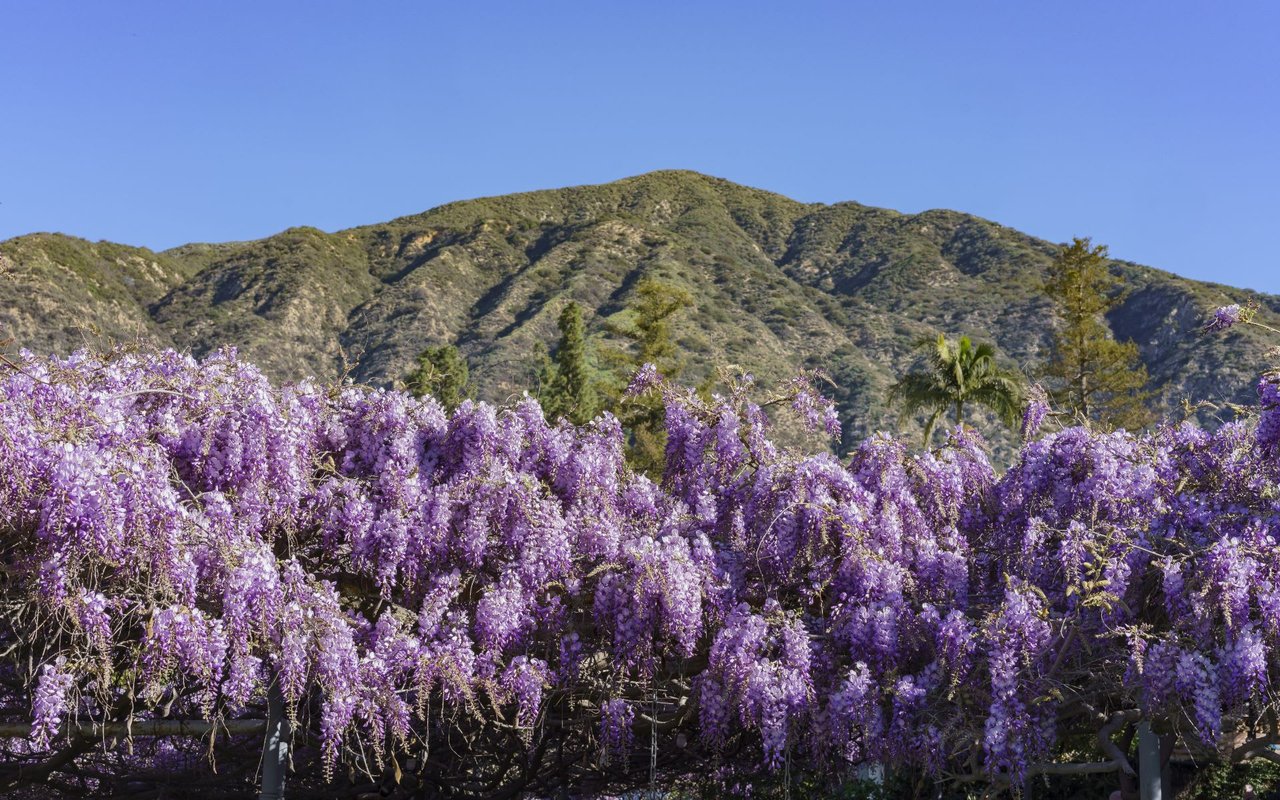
[2, 2, 1277, 292]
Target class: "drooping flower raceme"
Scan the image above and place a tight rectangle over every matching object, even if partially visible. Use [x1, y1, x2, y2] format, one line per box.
[5, 345, 1280, 795]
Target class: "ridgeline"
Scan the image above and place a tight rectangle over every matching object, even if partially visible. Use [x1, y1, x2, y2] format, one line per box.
[3, 170, 1275, 450]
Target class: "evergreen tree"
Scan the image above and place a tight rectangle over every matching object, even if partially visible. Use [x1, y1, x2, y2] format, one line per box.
[540, 302, 599, 424]
[622, 279, 692, 376]
[405, 344, 470, 411]
[889, 333, 1025, 447]
[1042, 238, 1153, 430]
[602, 278, 693, 476]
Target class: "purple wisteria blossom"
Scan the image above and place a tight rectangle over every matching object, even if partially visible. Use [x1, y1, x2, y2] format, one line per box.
[1203, 303, 1244, 332]
[1021, 384, 1051, 440]
[30, 659, 74, 749]
[4, 344, 1280, 794]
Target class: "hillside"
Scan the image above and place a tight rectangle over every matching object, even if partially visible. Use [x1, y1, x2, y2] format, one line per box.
[3, 170, 1276, 452]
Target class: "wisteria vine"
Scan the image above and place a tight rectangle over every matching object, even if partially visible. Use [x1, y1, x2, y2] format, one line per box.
[0, 312, 1278, 796]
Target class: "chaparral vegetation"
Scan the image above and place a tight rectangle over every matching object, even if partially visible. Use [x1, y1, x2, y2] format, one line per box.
[0, 301, 1278, 799]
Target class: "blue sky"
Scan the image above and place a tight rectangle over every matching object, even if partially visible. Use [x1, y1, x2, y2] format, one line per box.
[2, 2, 1277, 292]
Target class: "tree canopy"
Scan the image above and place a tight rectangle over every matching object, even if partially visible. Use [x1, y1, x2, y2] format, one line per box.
[538, 301, 600, 425]
[602, 277, 694, 475]
[1042, 238, 1153, 430]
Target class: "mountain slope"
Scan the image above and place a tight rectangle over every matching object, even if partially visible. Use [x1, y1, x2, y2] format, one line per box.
[2, 171, 1276, 453]
[0, 233, 196, 354]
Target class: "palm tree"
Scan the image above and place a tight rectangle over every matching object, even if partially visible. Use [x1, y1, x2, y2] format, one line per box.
[889, 333, 1025, 447]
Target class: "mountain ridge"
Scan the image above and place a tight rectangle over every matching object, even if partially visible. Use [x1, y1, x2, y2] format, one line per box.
[2, 170, 1276, 453]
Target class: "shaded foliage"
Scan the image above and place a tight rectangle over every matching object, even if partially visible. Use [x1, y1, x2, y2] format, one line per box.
[405, 343, 470, 411]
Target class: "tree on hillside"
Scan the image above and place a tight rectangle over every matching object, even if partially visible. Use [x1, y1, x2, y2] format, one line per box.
[889, 332, 1025, 447]
[539, 301, 600, 424]
[602, 278, 694, 475]
[1042, 238, 1153, 430]
[606, 278, 693, 379]
[405, 344, 470, 411]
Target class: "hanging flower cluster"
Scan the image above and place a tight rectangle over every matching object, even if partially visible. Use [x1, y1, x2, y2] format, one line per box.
[2, 344, 1280, 793]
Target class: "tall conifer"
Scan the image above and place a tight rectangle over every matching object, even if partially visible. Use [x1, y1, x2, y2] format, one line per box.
[542, 302, 599, 424]
[603, 278, 693, 475]
[1043, 238, 1152, 430]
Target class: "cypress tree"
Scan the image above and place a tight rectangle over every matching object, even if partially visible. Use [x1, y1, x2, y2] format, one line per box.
[542, 302, 599, 424]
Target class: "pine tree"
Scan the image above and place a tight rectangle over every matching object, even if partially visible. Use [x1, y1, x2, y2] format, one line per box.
[405, 344, 470, 412]
[1042, 238, 1153, 430]
[602, 278, 693, 476]
[624, 279, 691, 375]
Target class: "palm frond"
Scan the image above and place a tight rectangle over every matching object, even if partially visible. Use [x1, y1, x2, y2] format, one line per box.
[889, 372, 953, 419]
[890, 330, 1028, 442]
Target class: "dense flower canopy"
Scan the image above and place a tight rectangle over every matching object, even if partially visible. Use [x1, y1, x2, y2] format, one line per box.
[1, 346, 1279, 797]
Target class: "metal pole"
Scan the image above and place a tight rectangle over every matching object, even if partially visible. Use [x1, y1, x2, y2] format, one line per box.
[259, 682, 290, 800]
[1137, 720, 1161, 800]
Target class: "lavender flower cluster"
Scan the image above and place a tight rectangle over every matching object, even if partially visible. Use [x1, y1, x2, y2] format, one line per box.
[4, 345, 1280, 790]
[1204, 303, 1246, 333]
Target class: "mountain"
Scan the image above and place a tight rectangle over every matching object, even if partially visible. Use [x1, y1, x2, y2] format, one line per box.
[2, 170, 1276, 455]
